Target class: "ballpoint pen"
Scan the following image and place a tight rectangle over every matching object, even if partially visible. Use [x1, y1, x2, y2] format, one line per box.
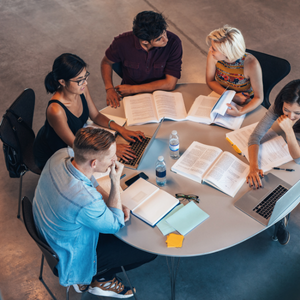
[273, 167, 295, 172]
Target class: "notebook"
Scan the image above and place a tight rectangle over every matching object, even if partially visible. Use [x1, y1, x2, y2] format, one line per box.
[119, 118, 164, 169]
[234, 173, 300, 226]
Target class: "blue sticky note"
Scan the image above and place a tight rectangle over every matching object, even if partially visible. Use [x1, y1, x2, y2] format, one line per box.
[156, 204, 184, 236]
[166, 202, 209, 236]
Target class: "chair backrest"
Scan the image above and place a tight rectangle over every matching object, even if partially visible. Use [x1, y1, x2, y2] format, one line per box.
[246, 49, 291, 109]
[22, 196, 59, 277]
[112, 62, 123, 79]
[0, 89, 41, 177]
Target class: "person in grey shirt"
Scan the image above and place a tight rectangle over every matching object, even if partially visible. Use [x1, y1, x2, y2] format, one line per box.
[247, 79, 300, 245]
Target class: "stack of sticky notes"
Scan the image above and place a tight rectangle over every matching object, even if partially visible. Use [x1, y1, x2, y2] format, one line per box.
[166, 233, 184, 248]
[157, 201, 209, 236]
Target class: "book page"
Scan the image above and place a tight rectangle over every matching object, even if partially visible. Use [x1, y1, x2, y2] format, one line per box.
[171, 141, 222, 182]
[153, 91, 187, 121]
[226, 123, 277, 155]
[133, 189, 179, 226]
[210, 90, 236, 119]
[257, 136, 293, 172]
[120, 178, 158, 211]
[214, 104, 246, 130]
[123, 94, 158, 125]
[186, 95, 218, 124]
[204, 152, 249, 197]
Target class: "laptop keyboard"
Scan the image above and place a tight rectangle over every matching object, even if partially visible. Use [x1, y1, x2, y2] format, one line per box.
[252, 185, 288, 219]
[119, 137, 151, 166]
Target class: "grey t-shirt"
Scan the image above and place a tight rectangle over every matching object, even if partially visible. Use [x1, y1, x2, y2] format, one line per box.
[248, 104, 300, 164]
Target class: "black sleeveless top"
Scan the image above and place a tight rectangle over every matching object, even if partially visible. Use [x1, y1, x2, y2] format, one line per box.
[33, 94, 89, 169]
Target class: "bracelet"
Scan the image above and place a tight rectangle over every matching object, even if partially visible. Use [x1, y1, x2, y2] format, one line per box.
[108, 119, 116, 129]
[105, 87, 115, 92]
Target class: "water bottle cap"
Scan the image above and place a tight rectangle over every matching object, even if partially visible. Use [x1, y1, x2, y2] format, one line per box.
[172, 130, 177, 135]
[158, 156, 164, 161]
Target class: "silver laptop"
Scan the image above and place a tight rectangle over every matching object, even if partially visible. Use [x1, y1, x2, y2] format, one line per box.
[119, 119, 164, 169]
[235, 173, 300, 226]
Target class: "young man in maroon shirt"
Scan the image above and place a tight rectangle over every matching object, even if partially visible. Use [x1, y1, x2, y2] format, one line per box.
[101, 11, 183, 108]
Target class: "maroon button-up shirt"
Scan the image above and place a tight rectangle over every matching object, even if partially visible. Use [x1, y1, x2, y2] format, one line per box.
[105, 31, 182, 85]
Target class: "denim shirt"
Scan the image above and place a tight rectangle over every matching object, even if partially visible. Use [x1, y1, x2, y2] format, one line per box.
[33, 148, 124, 286]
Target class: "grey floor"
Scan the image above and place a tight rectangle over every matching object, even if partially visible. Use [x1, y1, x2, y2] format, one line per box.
[1, 0, 300, 299]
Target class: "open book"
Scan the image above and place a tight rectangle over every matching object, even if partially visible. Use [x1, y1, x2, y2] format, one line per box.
[123, 91, 187, 126]
[171, 141, 249, 197]
[121, 178, 179, 226]
[226, 123, 293, 172]
[123, 90, 244, 130]
[186, 91, 245, 130]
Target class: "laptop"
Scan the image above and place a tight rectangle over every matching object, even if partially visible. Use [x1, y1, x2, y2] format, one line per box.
[234, 173, 300, 226]
[119, 119, 164, 169]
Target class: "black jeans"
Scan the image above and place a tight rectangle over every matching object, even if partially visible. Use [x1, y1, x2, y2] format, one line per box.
[93, 233, 157, 280]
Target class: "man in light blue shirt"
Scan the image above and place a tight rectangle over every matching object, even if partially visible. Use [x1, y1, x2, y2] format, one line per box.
[33, 127, 156, 298]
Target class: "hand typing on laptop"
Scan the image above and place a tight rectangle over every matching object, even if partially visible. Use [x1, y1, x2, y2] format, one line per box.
[116, 130, 145, 162]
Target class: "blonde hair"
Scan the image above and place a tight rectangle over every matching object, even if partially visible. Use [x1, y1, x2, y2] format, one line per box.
[206, 25, 246, 62]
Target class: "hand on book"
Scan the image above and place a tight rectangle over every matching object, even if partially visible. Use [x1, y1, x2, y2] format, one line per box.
[116, 144, 136, 161]
[226, 103, 243, 117]
[106, 88, 121, 108]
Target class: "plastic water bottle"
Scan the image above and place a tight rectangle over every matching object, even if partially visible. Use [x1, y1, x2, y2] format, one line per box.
[156, 156, 166, 186]
[169, 130, 180, 159]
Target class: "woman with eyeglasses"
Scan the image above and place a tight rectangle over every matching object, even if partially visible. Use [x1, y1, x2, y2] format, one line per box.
[206, 25, 263, 116]
[33, 53, 143, 170]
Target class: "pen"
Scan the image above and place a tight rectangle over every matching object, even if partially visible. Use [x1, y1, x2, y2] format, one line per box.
[120, 174, 126, 179]
[273, 167, 295, 172]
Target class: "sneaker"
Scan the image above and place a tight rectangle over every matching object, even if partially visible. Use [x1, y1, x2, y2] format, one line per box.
[73, 284, 89, 293]
[276, 217, 290, 245]
[89, 277, 134, 298]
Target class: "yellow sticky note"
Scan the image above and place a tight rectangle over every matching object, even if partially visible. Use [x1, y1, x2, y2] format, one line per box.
[166, 233, 184, 248]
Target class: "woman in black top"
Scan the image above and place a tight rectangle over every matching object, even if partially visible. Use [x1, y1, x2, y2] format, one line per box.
[34, 53, 143, 170]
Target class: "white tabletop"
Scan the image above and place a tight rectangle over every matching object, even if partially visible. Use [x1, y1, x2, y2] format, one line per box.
[102, 83, 300, 257]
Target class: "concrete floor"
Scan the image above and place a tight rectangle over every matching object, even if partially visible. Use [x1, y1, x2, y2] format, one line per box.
[1, 0, 300, 299]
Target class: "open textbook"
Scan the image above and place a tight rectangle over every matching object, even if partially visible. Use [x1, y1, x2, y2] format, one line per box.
[226, 123, 293, 172]
[171, 141, 249, 197]
[123, 91, 187, 126]
[123, 90, 244, 130]
[121, 178, 179, 226]
[186, 91, 245, 130]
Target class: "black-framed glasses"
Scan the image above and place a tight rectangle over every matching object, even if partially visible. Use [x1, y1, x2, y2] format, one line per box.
[69, 71, 90, 86]
[175, 193, 200, 203]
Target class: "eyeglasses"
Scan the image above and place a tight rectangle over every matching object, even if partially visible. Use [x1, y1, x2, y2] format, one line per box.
[175, 193, 200, 203]
[69, 71, 90, 86]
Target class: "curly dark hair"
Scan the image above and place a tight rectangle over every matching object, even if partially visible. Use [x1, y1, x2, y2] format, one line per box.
[132, 11, 167, 42]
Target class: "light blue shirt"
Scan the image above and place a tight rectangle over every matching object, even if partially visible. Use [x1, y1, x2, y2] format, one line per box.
[33, 148, 124, 286]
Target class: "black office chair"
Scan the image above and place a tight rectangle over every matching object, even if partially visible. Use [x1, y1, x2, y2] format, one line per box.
[22, 196, 138, 300]
[22, 196, 68, 300]
[246, 49, 291, 109]
[112, 62, 123, 78]
[0, 88, 41, 218]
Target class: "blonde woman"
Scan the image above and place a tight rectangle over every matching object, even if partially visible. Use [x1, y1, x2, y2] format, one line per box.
[206, 25, 263, 116]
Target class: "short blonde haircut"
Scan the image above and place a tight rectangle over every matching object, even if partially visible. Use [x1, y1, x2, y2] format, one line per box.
[206, 25, 246, 62]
